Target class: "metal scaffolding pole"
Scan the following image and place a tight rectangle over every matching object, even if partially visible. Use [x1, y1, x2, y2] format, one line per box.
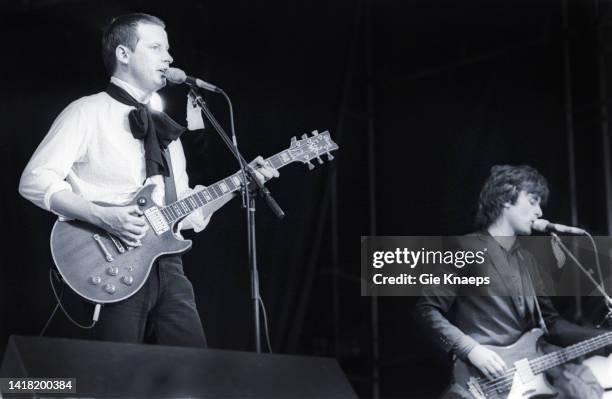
[595, 0, 612, 298]
[364, 0, 379, 398]
[596, 0, 612, 236]
[562, 0, 582, 318]
[562, 0, 579, 232]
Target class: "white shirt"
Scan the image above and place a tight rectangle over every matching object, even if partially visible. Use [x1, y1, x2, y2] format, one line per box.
[19, 77, 211, 232]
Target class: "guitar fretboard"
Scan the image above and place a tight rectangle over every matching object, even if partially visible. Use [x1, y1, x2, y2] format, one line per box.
[529, 331, 612, 374]
[160, 151, 293, 223]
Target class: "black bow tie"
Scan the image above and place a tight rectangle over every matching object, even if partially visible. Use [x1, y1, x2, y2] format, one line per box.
[106, 83, 185, 177]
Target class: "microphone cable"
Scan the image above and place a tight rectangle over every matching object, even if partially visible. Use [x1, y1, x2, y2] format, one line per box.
[584, 232, 612, 327]
[585, 232, 606, 297]
[258, 294, 273, 353]
[552, 232, 612, 326]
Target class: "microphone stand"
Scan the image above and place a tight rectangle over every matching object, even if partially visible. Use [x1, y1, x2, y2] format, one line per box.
[549, 233, 612, 328]
[188, 87, 284, 353]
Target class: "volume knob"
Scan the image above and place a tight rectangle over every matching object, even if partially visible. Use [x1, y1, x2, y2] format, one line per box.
[106, 266, 119, 276]
[103, 284, 116, 294]
[89, 276, 102, 285]
[121, 275, 134, 286]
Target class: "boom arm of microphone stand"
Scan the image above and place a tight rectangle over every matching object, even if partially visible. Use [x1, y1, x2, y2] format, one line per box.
[550, 233, 612, 311]
[188, 89, 285, 219]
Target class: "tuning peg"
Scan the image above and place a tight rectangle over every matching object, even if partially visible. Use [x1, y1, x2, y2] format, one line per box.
[316, 156, 323, 164]
[291, 136, 297, 144]
[306, 160, 315, 170]
[311, 130, 319, 136]
[326, 152, 334, 161]
[301, 134, 308, 139]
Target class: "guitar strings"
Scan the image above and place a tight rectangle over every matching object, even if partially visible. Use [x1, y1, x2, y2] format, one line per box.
[528, 332, 612, 374]
[479, 368, 516, 394]
[470, 364, 519, 395]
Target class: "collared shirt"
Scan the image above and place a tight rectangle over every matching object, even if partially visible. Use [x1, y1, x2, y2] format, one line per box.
[486, 236, 530, 319]
[19, 77, 210, 232]
[415, 232, 604, 361]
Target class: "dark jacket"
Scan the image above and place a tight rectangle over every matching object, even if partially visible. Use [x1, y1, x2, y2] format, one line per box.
[414, 232, 603, 360]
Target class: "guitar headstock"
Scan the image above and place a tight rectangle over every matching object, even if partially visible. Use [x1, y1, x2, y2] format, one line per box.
[288, 130, 339, 170]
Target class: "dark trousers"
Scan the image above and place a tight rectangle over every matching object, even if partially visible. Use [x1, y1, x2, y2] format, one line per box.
[88, 255, 207, 348]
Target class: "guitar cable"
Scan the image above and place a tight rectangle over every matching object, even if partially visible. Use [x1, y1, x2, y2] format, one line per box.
[45, 268, 100, 331]
[43, 265, 270, 350]
[39, 269, 63, 336]
[39, 303, 59, 337]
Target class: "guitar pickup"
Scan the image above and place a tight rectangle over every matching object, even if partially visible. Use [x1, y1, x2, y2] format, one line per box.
[144, 206, 169, 235]
[107, 233, 126, 253]
[92, 234, 114, 262]
[515, 358, 535, 383]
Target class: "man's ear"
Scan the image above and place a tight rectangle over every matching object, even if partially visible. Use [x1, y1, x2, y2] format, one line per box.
[115, 45, 130, 66]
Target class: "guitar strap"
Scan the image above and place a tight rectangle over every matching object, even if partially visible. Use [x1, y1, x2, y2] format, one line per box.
[163, 149, 178, 204]
[524, 264, 550, 335]
[533, 294, 549, 334]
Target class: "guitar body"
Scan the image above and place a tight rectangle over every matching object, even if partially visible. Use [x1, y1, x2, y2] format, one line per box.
[50, 185, 192, 304]
[453, 329, 557, 399]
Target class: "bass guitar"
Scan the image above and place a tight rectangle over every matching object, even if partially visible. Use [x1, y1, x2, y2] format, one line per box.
[454, 328, 612, 399]
[50, 131, 338, 304]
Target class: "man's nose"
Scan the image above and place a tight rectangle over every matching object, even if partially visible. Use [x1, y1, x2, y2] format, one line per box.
[535, 205, 542, 218]
[164, 50, 173, 64]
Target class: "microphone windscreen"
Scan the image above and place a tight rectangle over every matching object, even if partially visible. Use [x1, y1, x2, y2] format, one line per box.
[165, 67, 187, 84]
[532, 219, 550, 232]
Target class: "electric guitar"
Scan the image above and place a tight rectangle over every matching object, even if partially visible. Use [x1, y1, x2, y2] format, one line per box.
[454, 328, 612, 399]
[50, 131, 338, 304]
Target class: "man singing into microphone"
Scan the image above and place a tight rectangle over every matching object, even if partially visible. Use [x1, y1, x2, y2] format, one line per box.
[415, 165, 607, 398]
[18, 13, 278, 347]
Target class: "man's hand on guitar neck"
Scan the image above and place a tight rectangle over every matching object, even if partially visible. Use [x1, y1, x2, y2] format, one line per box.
[237, 156, 280, 195]
[248, 156, 280, 184]
[468, 345, 508, 381]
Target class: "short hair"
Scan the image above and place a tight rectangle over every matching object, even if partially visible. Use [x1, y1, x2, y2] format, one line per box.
[101, 13, 165, 75]
[475, 164, 549, 229]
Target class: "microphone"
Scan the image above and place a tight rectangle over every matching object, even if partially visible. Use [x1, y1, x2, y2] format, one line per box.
[532, 219, 587, 235]
[165, 67, 222, 93]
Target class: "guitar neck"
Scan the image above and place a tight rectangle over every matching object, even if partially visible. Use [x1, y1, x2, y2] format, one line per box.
[530, 331, 612, 374]
[160, 151, 294, 224]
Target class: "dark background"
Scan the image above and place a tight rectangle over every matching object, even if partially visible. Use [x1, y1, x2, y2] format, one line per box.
[1, 0, 612, 397]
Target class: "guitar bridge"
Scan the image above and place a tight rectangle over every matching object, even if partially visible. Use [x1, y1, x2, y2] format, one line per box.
[144, 207, 169, 235]
[107, 233, 126, 253]
[467, 377, 486, 399]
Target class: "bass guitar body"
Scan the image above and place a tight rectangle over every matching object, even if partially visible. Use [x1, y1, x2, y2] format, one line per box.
[453, 329, 557, 399]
